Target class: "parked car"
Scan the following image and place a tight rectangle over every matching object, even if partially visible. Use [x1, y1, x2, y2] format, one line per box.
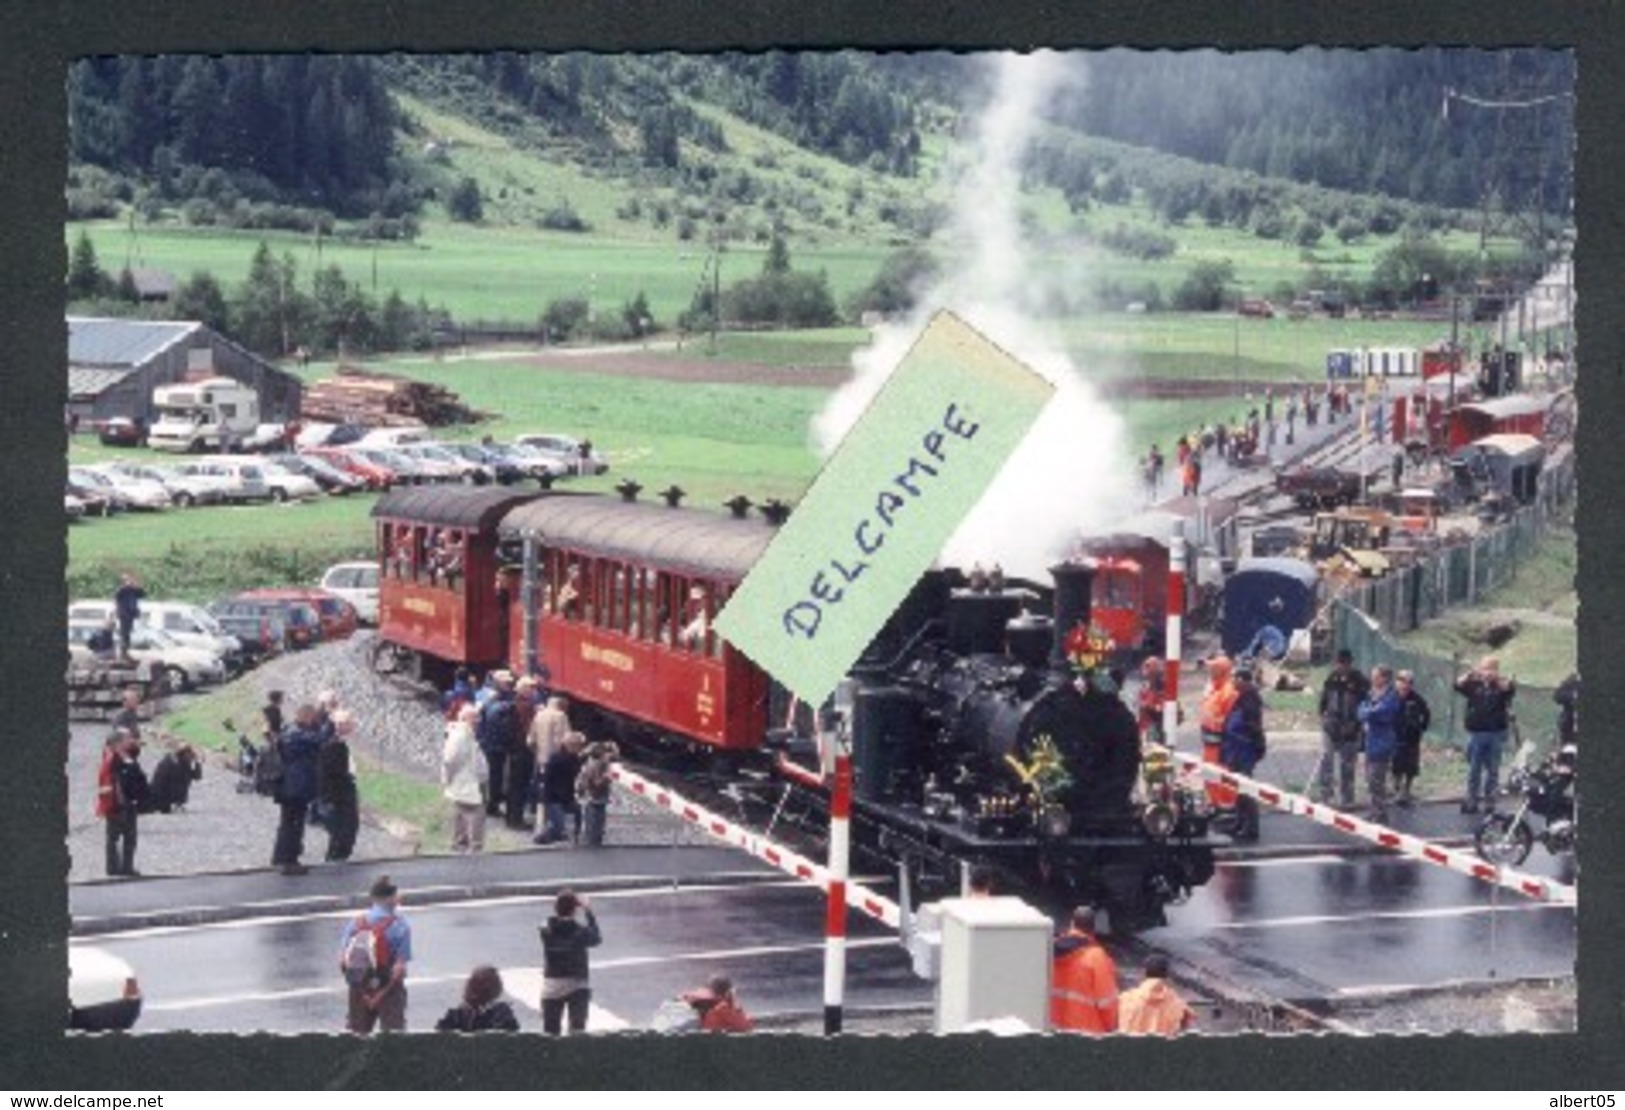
[105, 461, 229, 508]
[440, 442, 527, 485]
[71, 599, 245, 673]
[66, 492, 87, 521]
[269, 452, 368, 495]
[352, 446, 434, 485]
[65, 475, 114, 517]
[500, 441, 574, 481]
[65, 474, 116, 516]
[403, 442, 492, 483]
[302, 446, 397, 490]
[512, 433, 608, 476]
[85, 466, 173, 511]
[391, 444, 468, 483]
[356, 424, 432, 449]
[239, 423, 289, 452]
[68, 467, 144, 513]
[68, 945, 142, 1031]
[68, 621, 227, 690]
[319, 561, 380, 625]
[96, 416, 146, 448]
[252, 460, 323, 502]
[171, 459, 272, 503]
[238, 587, 359, 641]
[208, 595, 323, 655]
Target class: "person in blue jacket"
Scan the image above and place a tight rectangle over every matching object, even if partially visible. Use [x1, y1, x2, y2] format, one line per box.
[1357, 665, 1403, 823]
[271, 703, 326, 875]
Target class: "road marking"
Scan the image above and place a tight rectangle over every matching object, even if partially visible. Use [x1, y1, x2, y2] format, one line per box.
[75, 878, 857, 940]
[1203, 900, 1569, 931]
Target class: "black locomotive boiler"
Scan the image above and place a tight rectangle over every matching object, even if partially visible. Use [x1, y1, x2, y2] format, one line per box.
[836, 561, 1216, 930]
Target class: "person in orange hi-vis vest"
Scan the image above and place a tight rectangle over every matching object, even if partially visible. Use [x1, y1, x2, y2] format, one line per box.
[1199, 655, 1240, 808]
[1050, 906, 1119, 1034]
[1118, 952, 1196, 1035]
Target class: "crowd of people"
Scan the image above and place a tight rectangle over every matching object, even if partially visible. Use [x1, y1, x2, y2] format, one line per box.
[436, 665, 621, 852]
[1141, 382, 1368, 502]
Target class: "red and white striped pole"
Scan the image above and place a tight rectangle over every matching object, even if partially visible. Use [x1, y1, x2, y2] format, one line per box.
[824, 741, 851, 1036]
[1163, 520, 1186, 748]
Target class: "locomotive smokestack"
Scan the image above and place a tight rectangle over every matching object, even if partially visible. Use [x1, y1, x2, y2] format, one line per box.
[1047, 560, 1096, 673]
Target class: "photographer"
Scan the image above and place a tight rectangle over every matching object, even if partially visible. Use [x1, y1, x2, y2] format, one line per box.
[1454, 656, 1517, 815]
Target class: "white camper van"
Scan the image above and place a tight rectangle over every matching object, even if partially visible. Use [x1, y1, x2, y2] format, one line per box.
[147, 377, 261, 453]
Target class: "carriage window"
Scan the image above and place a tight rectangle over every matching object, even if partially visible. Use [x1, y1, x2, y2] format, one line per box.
[678, 580, 712, 655]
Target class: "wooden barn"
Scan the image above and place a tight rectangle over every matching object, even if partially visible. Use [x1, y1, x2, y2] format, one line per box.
[66, 317, 303, 428]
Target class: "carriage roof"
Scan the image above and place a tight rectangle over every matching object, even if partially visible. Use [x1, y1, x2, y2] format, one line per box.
[370, 486, 540, 530]
[498, 494, 778, 580]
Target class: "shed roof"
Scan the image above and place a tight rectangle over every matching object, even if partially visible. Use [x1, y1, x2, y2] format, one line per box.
[67, 317, 200, 368]
[1463, 433, 1545, 459]
[67, 365, 137, 400]
[1458, 395, 1549, 420]
[499, 494, 778, 580]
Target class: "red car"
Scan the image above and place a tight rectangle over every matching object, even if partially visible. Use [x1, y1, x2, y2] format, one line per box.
[238, 587, 359, 642]
[303, 447, 396, 490]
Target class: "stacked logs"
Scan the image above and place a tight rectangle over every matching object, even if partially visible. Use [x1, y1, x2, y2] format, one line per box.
[300, 366, 484, 427]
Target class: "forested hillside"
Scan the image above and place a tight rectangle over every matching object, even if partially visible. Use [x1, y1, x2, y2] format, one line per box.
[66, 49, 1574, 229]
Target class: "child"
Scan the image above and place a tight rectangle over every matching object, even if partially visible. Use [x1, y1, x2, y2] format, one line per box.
[575, 741, 619, 847]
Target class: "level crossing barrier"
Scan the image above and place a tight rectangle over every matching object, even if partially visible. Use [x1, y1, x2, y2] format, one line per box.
[1174, 753, 1576, 905]
[609, 763, 904, 929]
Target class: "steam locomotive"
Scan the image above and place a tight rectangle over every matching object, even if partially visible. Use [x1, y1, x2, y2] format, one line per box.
[369, 486, 1216, 929]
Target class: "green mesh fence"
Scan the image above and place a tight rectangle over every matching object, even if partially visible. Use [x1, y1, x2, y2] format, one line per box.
[1327, 450, 1573, 752]
[1333, 601, 1560, 752]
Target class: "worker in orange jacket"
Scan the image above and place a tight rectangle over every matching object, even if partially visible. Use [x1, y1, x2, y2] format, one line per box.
[1050, 906, 1118, 1034]
[1200, 654, 1240, 807]
[1117, 952, 1196, 1035]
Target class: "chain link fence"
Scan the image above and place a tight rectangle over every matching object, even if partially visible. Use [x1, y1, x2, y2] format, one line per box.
[1329, 449, 1574, 751]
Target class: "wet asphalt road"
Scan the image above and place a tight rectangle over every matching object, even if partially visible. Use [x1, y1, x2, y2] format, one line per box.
[78, 871, 926, 1035]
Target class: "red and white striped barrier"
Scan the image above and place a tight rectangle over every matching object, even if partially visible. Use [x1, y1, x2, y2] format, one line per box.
[1162, 522, 1184, 747]
[1175, 754, 1577, 905]
[609, 763, 904, 929]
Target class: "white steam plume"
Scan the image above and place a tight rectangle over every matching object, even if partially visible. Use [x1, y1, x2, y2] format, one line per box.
[812, 51, 1140, 580]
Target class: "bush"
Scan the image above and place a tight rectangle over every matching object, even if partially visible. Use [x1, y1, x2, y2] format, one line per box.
[1096, 224, 1178, 261]
[539, 201, 589, 233]
[1173, 259, 1236, 312]
[540, 296, 591, 342]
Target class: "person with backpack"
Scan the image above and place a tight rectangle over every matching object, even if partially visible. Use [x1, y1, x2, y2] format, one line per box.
[339, 875, 413, 1034]
[538, 889, 601, 1036]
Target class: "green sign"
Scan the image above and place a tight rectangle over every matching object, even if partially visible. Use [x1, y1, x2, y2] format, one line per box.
[714, 310, 1054, 705]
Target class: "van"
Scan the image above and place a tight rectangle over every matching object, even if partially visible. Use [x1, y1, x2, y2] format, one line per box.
[148, 377, 261, 453]
[68, 599, 244, 670]
[176, 458, 273, 502]
[319, 561, 380, 625]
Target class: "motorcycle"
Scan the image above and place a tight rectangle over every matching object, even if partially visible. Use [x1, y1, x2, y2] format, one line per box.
[1474, 739, 1576, 867]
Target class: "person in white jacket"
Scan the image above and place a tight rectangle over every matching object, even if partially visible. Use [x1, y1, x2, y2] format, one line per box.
[442, 704, 488, 853]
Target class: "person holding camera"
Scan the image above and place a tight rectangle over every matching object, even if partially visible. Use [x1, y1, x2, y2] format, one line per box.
[1455, 656, 1517, 815]
[538, 890, 601, 1036]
